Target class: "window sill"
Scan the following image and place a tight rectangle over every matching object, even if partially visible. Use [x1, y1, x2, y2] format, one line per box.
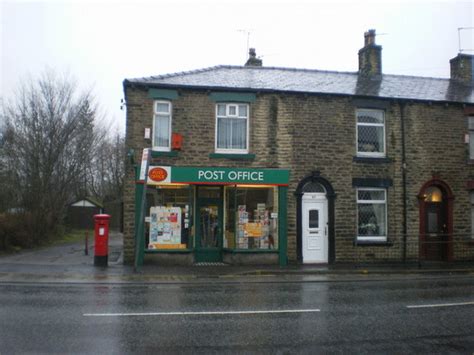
[223, 248, 279, 253]
[151, 150, 179, 158]
[209, 153, 256, 160]
[353, 240, 393, 247]
[145, 248, 192, 253]
[353, 156, 392, 164]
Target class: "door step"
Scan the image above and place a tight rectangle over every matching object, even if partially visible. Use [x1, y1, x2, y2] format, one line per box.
[194, 262, 228, 266]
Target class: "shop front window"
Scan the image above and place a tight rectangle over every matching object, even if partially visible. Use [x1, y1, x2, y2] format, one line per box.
[224, 185, 278, 250]
[146, 185, 193, 250]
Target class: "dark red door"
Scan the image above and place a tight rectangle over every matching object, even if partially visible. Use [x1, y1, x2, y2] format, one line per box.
[419, 181, 454, 262]
[423, 202, 447, 261]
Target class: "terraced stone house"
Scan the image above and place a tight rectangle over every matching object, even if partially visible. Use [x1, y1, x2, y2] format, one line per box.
[123, 30, 474, 266]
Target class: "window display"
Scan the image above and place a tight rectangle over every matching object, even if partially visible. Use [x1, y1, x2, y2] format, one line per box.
[225, 186, 278, 250]
[146, 186, 192, 249]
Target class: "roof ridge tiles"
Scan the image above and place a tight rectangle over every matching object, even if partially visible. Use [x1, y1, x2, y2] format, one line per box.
[381, 72, 451, 82]
[132, 65, 454, 83]
[139, 65, 229, 81]
[241, 65, 358, 76]
[250, 66, 453, 82]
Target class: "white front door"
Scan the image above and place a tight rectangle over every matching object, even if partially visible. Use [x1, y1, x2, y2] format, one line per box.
[302, 194, 328, 263]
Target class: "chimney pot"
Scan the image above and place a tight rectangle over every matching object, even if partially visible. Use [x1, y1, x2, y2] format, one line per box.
[364, 29, 376, 46]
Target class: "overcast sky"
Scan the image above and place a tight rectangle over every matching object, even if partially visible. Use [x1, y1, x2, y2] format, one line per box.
[1, 0, 473, 134]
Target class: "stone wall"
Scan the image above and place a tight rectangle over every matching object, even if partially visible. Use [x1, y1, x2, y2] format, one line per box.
[123, 85, 474, 264]
[404, 103, 474, 255]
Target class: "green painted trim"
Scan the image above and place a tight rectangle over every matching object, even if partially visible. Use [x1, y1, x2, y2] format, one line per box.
[209, 92, 256, 102]
[148, 88, 178, 100]
[278, 186, 288, 266]
[134, 166, 140, 232]
[195, 195, 224, 262]
[167, 166, 290, 185]
[223, 248, 278, 254]
[151, 150, 179, 158]
[209, 153, 256, 160]
[145, 249, 193, 254]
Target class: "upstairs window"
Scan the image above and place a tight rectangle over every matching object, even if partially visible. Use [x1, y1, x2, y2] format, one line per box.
[469, 117, 474, 160]
[153, 101, 172, 151]
[216, 103, 249, 153]
[357, 109, 385, 157]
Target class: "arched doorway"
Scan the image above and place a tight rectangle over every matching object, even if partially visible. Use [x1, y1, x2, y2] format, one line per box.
[296, 172, 336, 264]
[418, 179, 454, 261]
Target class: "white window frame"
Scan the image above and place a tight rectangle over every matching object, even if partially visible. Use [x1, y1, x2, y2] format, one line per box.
[469, 117, 474, 160]
[152, 100, 172, 152]
[357, 188, 387, 242]
[356, 109, 386, 158]
[215, 103, 249, 154]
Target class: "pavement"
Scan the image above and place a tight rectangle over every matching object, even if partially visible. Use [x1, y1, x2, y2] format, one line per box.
[0, 231, 473, 284]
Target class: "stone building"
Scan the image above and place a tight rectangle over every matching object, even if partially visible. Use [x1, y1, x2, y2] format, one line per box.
[123, 30, 474, 266]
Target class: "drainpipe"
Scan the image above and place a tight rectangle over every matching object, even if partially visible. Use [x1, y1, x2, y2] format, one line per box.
[400, 101, 408, 262]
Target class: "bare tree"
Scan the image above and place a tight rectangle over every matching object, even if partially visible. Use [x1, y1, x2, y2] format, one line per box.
[0, 109, 13, 213]
[89, 131, 125, 203]
[2, 71, 101, 244]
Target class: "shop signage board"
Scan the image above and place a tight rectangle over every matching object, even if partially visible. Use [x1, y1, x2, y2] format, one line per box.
[138, 148, 150, 181]
[148, 166, 171, 183]
[147, 166, 290, 186]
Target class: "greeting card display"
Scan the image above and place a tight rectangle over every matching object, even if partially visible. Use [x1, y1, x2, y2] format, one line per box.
[148, 206, 182, 249]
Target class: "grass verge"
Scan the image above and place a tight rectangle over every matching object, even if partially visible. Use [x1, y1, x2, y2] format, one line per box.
[51, 229, 94, 245]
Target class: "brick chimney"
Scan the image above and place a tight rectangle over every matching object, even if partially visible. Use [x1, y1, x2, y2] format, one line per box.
[450, 53, 474, 84]
[358, 29, 382, 77]
[245, 48, 262, 67]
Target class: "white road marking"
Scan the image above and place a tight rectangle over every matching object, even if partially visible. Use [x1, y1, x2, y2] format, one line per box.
[406, 301, 474, 309]
[83, 309, 320, 317]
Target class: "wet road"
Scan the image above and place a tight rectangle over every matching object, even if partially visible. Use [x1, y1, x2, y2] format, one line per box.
[1, 276, 473, 354]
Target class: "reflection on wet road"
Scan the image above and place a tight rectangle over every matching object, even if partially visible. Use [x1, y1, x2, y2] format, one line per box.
[1, 276, 473, 353]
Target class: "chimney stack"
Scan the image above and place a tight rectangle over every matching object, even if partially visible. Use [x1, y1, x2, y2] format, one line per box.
[358, 29, 382, 77]
[450, 53, 474, 84]
[245, 48, 262, 67]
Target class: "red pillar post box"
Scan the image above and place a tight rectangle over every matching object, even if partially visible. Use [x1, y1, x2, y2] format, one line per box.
[94, 214, 111, 267]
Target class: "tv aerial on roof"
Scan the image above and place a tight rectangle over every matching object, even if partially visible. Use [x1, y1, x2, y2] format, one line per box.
[458, 27, 474, 53]
[237, 28, 255, 61]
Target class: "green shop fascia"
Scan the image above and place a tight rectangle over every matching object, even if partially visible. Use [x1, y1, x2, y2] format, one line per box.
[135, 166, 290, 266]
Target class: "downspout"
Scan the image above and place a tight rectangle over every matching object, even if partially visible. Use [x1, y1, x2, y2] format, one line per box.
[399, 101, 408, 262]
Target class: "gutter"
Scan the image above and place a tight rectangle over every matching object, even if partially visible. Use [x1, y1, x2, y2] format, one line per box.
[400, 101, 408, 262]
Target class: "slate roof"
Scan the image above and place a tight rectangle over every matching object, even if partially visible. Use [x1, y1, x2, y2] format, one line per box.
[125, 65, 474, 104]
